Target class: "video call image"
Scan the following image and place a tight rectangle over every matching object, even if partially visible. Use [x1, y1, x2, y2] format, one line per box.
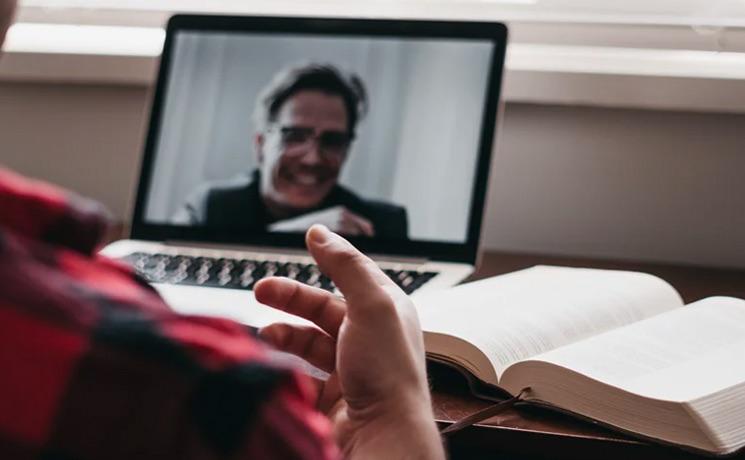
[144, 31, 494, 243]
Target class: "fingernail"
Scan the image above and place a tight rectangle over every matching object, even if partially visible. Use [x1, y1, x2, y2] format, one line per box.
[308, 224, 330, 244]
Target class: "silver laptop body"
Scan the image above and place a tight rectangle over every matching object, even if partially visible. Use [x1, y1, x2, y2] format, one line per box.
[102, 14, 507, 328]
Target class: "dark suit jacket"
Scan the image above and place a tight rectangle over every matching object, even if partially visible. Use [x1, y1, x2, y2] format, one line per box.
[174, 172, 408, 239]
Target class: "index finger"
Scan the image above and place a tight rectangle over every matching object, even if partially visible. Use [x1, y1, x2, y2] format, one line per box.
[254, 276, 346, 337]
[305, 225, 399, 318]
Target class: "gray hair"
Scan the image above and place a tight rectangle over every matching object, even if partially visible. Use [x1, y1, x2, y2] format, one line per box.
[253, 62, 368, 134]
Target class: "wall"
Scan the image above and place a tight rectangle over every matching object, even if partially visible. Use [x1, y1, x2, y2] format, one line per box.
[487, 104, 745, 268]
[0, 82, 148, 218]
[1, 81, 744, 268]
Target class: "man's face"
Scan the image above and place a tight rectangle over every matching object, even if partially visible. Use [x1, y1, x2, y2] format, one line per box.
[257, 90, 351, 212]
[0, 0, 17, 48]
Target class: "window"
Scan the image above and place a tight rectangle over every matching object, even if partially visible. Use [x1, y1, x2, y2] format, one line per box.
[19, 0, 745, 26]
[15, 0, 745, 51]
[11, 0, 745, 114]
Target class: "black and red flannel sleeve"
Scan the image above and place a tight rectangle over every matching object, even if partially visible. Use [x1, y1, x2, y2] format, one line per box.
[0, 167, 110, 255]
[0, 167, 340, 459]
[0, 235, 339, 460]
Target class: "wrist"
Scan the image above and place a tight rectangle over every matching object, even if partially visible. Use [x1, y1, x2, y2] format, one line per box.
[344, 395, 444, 460]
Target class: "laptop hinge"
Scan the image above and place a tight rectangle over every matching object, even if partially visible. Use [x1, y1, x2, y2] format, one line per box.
[162, 240, 430, 265]
[366, 253, 429, 265]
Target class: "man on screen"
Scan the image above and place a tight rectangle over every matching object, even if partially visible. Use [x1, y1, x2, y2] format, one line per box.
[174, 63, 408, 239]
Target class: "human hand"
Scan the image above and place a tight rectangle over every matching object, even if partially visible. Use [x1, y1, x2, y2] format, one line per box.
[254, 225, 444, 460]
[267, 206, 375, 237]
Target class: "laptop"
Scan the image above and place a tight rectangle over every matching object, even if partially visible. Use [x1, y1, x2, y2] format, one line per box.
[102, 14, 507, 328]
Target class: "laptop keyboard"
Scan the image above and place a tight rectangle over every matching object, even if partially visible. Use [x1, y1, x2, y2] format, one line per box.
[121, 252, 438, 295]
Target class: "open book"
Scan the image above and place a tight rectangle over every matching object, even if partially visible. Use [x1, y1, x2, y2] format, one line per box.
[415, 266, 745, 456]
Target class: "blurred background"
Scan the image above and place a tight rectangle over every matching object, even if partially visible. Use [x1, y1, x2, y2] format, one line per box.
[2, 0, 745, 267]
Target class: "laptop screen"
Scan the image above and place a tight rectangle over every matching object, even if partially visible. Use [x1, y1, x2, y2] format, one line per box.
[133, 16, 506, 263]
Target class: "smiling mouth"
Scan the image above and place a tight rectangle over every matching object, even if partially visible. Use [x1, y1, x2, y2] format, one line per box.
[294, 173, 322, 186]
[280, 170, 329, 188]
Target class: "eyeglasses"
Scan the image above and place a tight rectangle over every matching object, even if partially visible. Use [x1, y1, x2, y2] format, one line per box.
[273, 126, 354, 160]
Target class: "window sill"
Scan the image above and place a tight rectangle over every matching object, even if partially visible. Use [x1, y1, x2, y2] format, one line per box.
[3, 23, 745, 114]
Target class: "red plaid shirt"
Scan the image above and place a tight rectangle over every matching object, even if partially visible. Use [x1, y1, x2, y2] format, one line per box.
[0, 167, 339, 460]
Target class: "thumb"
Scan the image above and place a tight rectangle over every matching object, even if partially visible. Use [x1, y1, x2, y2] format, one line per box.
[305, 224, 396, 317]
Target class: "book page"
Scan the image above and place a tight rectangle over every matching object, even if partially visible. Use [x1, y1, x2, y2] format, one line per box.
[524, 297, 745, 402]
[416, 266, 683, 378]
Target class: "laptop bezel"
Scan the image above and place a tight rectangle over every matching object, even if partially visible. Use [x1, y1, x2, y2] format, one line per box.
[130, 14, 507, 264]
